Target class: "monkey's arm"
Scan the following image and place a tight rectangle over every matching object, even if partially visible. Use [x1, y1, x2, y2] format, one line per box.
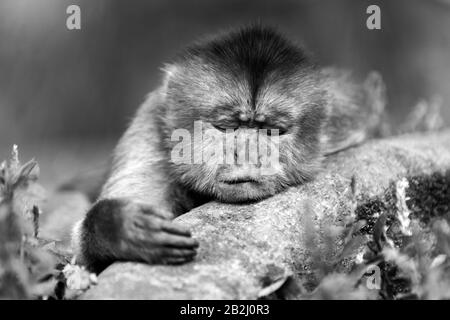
[100, 91, 172, 206]
[73, 90, 198, 273]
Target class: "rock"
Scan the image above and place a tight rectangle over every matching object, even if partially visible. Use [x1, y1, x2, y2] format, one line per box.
[82, 130, 450, 300]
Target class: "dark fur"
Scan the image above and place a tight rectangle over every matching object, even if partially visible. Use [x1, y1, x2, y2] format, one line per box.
[73, 25, 386, 273]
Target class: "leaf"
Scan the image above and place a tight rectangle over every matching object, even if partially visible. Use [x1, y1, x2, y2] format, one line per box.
[373, 213, 387, 250]
[19, 160, 39, 181]
[29, 278, 58, 299]
[10, 144, 20, 170]
[382, 247, 421, 288]
[11, 160, 39, 189]
[337, 235, 368, 261]
[307, 272, 377, 300]
[430, 254, 447, 269]
[395, 178, 412, 236]
[63, 264, 97, 291]
[257, 275, 290, 298]
[433, 220, 450, 256]
[342, 220, 366, 245]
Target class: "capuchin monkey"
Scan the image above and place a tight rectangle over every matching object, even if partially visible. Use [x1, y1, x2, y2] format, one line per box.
[72, 25, 386, 273]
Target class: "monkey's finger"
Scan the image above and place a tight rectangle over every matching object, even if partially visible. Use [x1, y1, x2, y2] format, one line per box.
[163, 256, 195, 265]
[127, 245, 194, 264]
[157, 233, 199, 248]
[124, 246, 162, 264]
[160, 220, 192, 236]
[154, 208, 175, 220]
[138, 212, 181, 232]
[135, 214, 165, 232]
[160, 248, 197, 258]
[140, 205, 172, 220]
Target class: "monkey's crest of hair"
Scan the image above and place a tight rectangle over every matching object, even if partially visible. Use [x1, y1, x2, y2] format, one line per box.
[166, 25, 315, 102]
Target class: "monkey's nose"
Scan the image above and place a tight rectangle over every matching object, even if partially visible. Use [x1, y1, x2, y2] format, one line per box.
[254, 114, 265, 123]
[238, 113, 249, 122]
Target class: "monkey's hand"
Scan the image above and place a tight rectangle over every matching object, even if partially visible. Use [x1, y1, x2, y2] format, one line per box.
[80, 198, 199, 272]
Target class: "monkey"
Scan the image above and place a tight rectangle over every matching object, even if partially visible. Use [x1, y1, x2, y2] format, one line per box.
[72, 25, 386, 273]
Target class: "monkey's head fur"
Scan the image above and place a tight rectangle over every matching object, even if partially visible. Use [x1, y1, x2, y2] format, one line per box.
[158, 25, 329, 203]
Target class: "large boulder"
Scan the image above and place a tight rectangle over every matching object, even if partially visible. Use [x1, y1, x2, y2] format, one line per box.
[82, 130, 450, 299]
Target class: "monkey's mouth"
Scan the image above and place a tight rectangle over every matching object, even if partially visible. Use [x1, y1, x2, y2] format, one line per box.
[221, 178, 258, 185]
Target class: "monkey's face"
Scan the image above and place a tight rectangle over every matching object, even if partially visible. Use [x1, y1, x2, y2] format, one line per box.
[160, 26, 329, 202]
[163, 59, 327, 203]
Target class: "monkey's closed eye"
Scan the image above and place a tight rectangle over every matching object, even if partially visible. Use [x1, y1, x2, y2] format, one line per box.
[266, 127, 289, 136]
[212, 124, 238, 132]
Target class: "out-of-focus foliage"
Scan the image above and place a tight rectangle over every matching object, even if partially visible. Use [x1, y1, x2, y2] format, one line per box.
[0, 145, 47, 299]
[398, 97, 445, 134]
[0, 146, 96, 299]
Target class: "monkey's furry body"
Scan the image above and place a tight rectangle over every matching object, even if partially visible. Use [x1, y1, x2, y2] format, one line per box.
[73, 25, 385, 272]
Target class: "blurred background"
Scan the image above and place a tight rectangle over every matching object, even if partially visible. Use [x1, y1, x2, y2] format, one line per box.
[1, 0, 450, 189]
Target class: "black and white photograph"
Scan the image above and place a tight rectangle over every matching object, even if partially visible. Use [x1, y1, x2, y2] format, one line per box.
[1, 0, 450, 306]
